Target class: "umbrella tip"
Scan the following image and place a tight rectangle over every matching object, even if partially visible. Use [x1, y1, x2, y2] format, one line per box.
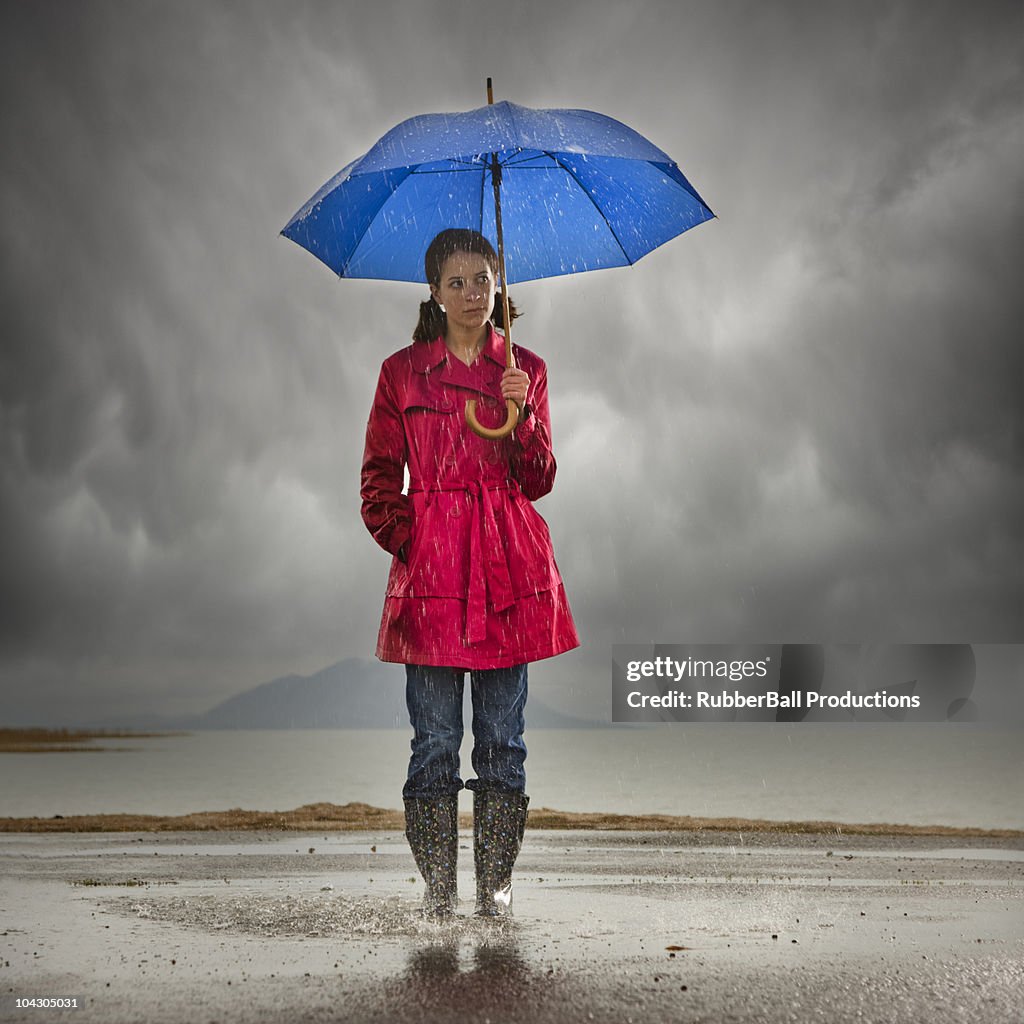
[487, 77, 494, 104]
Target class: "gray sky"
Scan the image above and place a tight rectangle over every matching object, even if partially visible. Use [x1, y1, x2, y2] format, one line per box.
[2, 0, 1022, 726]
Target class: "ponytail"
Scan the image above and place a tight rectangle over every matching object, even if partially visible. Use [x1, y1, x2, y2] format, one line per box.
[492, 292, 520, 331]
[413, 296, 447, 343]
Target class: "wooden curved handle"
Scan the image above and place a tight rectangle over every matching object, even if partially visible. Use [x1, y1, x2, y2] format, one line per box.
[465, 397, 519, 440]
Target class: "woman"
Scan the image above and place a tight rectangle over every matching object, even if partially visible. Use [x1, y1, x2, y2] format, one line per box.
[361, 228, 579, 918]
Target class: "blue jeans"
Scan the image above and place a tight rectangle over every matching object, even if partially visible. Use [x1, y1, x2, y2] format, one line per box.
[403, 664, 528, 799]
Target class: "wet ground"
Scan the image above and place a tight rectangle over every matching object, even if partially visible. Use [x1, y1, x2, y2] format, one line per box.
[2, 829, 1022, 1022]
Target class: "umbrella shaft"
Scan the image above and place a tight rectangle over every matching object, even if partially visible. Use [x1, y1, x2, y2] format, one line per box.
[489, 154, 513, 367]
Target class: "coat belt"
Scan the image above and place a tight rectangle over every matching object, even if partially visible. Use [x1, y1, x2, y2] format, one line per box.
[408, 479, 516, 645]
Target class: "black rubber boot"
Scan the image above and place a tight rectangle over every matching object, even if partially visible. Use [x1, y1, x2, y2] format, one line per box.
[473, 789, 530, 917]
[404, 795, 459, 919]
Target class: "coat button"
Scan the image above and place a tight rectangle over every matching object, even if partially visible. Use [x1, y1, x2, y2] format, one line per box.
[449, 501, 462, 518]
[443, 455, 458, 470]
[483, 395, 498, 409]
[440, 397, 453, 410]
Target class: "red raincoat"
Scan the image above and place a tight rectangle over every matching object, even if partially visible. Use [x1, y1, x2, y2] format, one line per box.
[361, 324, 579, 668]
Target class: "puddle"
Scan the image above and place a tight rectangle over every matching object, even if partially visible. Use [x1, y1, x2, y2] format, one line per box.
[118, 891, 422, 936]
[106, 883, 521, 941]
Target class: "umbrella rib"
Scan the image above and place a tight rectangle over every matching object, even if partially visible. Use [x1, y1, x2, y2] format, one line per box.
[500, 151, 548, 168]
[408, 166, 485, 174]
[547, 152, 634, 265]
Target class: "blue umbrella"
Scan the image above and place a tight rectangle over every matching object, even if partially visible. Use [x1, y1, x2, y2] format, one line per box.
[283, 82, 713, 436]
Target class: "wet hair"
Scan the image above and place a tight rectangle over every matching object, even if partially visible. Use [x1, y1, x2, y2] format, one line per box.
[413, 228, 520, 343]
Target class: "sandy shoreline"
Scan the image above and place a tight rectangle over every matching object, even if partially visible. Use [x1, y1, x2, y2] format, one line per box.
[2, 800, 1021, 837]
[1, 826, 1021, 1023]
[0, 728, 180, 754]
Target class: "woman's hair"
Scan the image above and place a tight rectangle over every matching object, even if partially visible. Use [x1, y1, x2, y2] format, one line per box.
[413, 228, 520, 343]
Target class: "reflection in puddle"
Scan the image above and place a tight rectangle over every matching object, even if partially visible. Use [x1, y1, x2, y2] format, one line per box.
[380, 934, 565, 1021]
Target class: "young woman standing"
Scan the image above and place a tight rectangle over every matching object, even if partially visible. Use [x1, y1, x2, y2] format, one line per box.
[361, 228, 578, 918]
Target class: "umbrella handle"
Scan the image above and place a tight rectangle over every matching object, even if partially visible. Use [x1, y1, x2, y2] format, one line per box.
[465, 398, 519, 440]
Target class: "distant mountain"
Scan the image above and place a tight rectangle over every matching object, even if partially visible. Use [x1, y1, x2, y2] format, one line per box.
[110, 657, 601, 730]
[186, 657, 408, 729]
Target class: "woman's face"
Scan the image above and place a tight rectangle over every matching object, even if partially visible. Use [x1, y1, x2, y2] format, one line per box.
[431, 251, 497, 336]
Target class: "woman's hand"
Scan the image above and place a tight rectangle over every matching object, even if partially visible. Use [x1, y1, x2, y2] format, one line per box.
[500, 366, 530, 412]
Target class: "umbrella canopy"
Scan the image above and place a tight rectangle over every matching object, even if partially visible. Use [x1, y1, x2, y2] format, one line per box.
[282, 99, 713, 285]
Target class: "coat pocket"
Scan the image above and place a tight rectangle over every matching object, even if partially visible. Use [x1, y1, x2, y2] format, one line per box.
[503, 491, 563, 597]
[385, 491, 472, 599]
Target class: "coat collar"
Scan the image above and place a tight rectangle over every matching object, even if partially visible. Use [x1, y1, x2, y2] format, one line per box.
[410, 323, 507, 375]
[480, 323, 508, 367]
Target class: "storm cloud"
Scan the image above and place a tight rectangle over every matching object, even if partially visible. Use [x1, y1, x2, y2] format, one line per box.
[1, 0, 1022, 724]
